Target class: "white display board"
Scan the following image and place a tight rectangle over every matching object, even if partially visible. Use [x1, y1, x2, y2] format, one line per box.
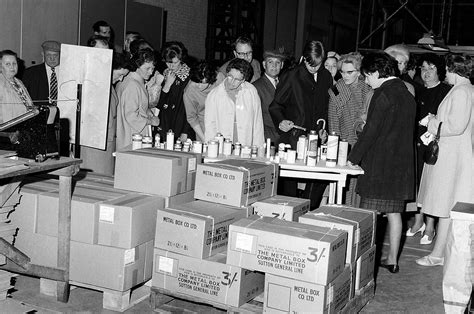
[57, 44, 112, 149]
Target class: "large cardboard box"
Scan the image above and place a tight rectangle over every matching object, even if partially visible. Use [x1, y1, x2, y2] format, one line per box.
[155, 200, 253, 258]
[114, 150, 187, 196]
[354, 245, 376, 292]
[98, 193, 164, 248]
[226, 216, 347, 285]
[194, 159, 278, 207]
[264, 264, 352, 313]
[36, 187, 127, 243]
[140, 148, 202, 192]
[253, 195, 310, 221]
[299, 205, 377, 263]
[152, 248, 264, 307]
[70, 240, 154, 291]
[14, 230, 58, 267]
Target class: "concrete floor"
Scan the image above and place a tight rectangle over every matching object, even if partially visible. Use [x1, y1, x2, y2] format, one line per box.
[1, 215, 455, 313]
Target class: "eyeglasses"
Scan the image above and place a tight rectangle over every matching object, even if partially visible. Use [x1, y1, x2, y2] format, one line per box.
[227, 74, 245, 84]
[235, 51, 253, 58]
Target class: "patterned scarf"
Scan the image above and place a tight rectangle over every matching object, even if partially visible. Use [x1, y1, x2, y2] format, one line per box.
[164, 63, 190, 83]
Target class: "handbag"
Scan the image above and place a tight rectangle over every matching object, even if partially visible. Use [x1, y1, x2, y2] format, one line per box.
[424, 122, 442, 165]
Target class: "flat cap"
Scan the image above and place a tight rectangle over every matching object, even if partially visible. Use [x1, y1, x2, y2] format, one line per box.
[263, 49, 286, 61]
[41, 40, 61, 52]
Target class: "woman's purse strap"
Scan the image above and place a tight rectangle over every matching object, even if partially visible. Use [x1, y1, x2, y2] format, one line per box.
[435, 122, 442, 141]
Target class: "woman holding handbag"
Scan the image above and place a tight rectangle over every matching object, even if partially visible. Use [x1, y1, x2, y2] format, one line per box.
[416, 54, 474, 266]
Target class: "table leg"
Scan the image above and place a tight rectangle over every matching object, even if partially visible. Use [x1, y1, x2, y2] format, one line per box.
[57, 174, 72, 302]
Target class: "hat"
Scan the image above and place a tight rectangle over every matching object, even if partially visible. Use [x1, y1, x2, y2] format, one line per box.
[41, 41, 61, 52]
[327, 51, 340, 60]
[263, 49, 286, 61]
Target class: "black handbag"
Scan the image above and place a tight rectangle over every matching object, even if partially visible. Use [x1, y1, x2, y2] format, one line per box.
[424, 122, 442, 165]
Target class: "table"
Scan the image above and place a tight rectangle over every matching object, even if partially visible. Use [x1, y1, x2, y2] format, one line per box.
[204, 155, 364, 205]
[0, 157, 81, 302]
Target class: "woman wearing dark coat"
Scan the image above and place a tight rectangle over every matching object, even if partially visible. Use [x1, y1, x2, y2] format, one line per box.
[348, 52, 416, 273]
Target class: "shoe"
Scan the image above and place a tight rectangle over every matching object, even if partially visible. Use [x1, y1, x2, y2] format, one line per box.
[420, 232, 435, 245]
[416, 255, 444, 266]
[379, 262, 400, 273]
[406, 223, 426, 237]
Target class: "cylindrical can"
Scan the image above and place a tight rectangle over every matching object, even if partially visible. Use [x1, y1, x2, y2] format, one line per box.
[193, 141, 203, 153]
[266, 138, 271, 159]
[308, 130, 318, 155]
[182, 143, 190, 152]
[337, 139, 349, 166]
[207, 140, 219, 158]
[326, 132, 339, 167]
[251, 145, 258, 158]
[174, 143, 182, 151]
[215, 133, 224, 155]
[241, 146, 251, 158]
[132, 133, 143, 150]
[142, 136, 153, 148]
[278, 143, 286, 160]
[296, 135, 307, 160]
[233, 143, 241, 156]
[287, 149, 297, 163]
[154, 133, 161, 148]
[223, 139, 232, 156]
[306, 139, 318, 166]
[166, 130, 174, 150]
[320, 144, 327, 160]
[203, 143, 208, 154]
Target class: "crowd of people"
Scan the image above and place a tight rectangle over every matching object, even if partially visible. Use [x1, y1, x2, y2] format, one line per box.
[0, 20, 473, 273]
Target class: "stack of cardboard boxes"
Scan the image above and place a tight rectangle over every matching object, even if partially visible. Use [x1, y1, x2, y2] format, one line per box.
[151, 158, 280, 308]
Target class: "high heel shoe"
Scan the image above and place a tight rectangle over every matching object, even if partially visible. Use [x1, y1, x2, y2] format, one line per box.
[420, 231, 436, 245]
[406, 223, 426, 237]
[379, 262, 400, 273]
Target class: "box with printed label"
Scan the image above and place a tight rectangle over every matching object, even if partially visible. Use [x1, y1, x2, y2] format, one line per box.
[155, 200, 253, 258]
[226, 216, 347, 285]
[98, 193, 164, 248]
[140, 148, 202, 192]
[299, 205, 377, 263]
[165, 190, 195, 208]
[194, 159, 278, 207]
[36, 187, 128, 243]
[114, 150, 187, 196]
[264, 264, 351, 313]
[70, 240, 154, 291]
[152, 248, 264, 307]
[354, 245, 376, 292]
[253, 195, 310, 221]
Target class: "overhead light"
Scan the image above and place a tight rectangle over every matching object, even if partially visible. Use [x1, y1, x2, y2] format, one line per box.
[417, 33, 450, 52]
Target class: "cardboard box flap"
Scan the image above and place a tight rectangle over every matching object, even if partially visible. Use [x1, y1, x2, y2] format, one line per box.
[171, 200, 250, 218]
[103, 193, 164, 208]
[117, 150, 183, 166]
[300, 212, 359, 228]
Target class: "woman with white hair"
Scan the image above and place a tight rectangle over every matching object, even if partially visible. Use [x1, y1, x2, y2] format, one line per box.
[384, 44, 415, 96]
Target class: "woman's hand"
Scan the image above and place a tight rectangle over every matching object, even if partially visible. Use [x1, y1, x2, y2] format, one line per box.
[162, 71, 176, 92]
[319, 129, 328, 144]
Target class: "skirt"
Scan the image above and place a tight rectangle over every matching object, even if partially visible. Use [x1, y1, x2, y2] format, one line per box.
[360, 197, 405, 213]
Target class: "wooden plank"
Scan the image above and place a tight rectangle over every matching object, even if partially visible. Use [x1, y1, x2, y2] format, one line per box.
[56, 174, 72, 302]
[0, 238, 30, 268]
[0, 158, 81, 180]
[0, 260, 66, 281]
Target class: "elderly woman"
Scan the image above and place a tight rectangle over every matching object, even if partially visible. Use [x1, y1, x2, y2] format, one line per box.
[416, 54, 473, 267]
[348, 52, 416, 273]
[205, 58, 264, 147]
[406, 53, 451, 245]
[384, 44, 415, 96]
[183, 60, 221, 142]
[157, 41, 193, 142]
[116, 48, 159, 150]
[328, 52, 372, 205]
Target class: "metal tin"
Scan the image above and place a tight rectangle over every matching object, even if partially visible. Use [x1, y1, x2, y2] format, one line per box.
[203, 143, 208, 154]
[233, 142, 241, 156]
[174, 143, 182, 151]
[207, 140, 219, 158]
[337, 139, 349, 166]
[306, 138, 318, 166]
[251, 145, 258, 158]
[241, 146, 251, 158]
[132, 133, 143, 150]
[223, 139, 232, 156]
[297, 135, 307, 160]
[154, 133, 161, 147]
[166, 130, 174, 150]
[326, 132, 339, 167]
[215, 133, 224, 154]
[193, 141, 203, 153]
[182, 143, 190, 152]
[142, 136, 153, 148]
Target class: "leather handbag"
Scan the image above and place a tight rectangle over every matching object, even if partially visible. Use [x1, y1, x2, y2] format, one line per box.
[424, 122, 442, 165]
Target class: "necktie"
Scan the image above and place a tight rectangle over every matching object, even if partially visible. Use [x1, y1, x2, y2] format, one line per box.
[274, 77, 279, 88]
[50, 67, 58, 104]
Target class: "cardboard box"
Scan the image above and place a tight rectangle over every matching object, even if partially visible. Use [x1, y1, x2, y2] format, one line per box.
[226, 216, 347, 285]
[152, 248, 264, 307]
[194, 159, 278, 207]
[14, 230, 58, 267]
[36, 187, 126, 243]
[140, 148, 202, 192]
[114, 150, 187, 196]
[155, 200, 253, 258]
[299, 205, 377, 263]
[253, 195, 310, 221]
[264, 264, 352, 313]
[354, 245, 376, 292]
[165, 190, 195, 208]
[70, 240, 154, 291]
[98, 193, 164, 248]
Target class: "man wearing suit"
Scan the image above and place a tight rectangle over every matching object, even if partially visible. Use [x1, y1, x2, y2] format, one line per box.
[22, 40, 61, 107]
[252, 49, 285, 146]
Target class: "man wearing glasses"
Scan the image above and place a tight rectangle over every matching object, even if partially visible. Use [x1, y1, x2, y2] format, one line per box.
[219, 36, 261, 83]
[205, 58, 264, 147]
